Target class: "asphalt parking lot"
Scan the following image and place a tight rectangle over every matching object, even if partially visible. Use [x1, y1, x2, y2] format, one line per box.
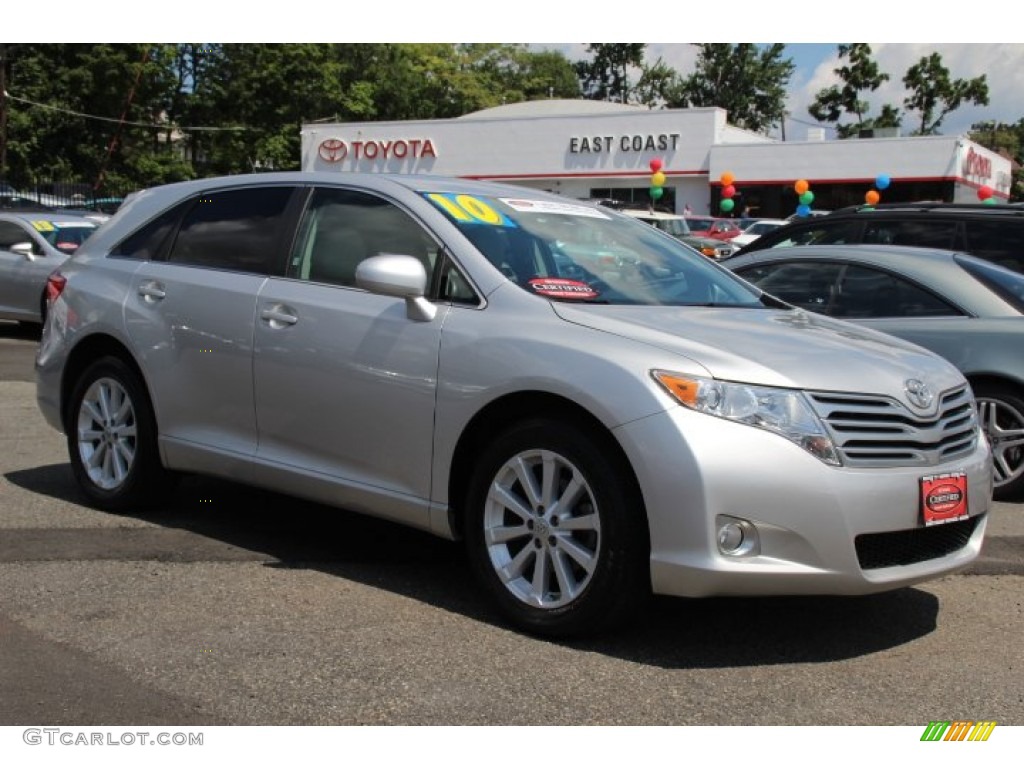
[1, 320, 1021, 726]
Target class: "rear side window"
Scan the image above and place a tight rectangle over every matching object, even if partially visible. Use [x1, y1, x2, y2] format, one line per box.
[832, 265, 960, 318]
[166, 187, 293, 273]
[764, 220, 863, 248]
[735, 261, 843, 312]
[962, 220, 1024, 274]
[862, 219, 956, 249]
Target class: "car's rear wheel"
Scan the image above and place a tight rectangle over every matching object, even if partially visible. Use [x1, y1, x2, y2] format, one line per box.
[464, 419, 648, 637]
[974, 382, 1024, 501]
[67, 356, 170, 511]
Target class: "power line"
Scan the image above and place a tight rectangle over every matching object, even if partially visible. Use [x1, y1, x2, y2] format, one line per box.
[2, 90, 251, 132]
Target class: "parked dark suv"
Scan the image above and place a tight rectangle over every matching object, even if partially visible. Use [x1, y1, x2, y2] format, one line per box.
[730, 202, 1024, 274]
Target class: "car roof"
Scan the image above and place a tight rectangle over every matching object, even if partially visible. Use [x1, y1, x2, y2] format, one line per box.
[620, 209, 684, 221]
[723, 243, 1022, 317]
[0, 210, 100, 224]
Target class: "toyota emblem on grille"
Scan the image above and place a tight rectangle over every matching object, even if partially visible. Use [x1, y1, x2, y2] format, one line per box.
[904, 378, 934, 410]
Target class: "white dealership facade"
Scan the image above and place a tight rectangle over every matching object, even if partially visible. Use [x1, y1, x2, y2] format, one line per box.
[300, 100, 1012, 218]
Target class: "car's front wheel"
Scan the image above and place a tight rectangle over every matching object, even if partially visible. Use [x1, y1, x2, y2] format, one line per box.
[464, 419, 648, 637]
[974, 383, 1024, 501]
[67, 356, 170, 511]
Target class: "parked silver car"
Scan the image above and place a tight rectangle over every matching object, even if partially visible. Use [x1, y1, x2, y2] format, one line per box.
[0, 211, 99, 324]
[36, 173, 992, 637]
[724, 244, 1024, 500]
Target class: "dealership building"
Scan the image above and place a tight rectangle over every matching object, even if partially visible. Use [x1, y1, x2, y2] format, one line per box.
[300, 100, 1012, 219]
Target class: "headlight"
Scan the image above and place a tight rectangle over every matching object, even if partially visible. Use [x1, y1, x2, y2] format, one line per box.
[652, 370, 840, 465]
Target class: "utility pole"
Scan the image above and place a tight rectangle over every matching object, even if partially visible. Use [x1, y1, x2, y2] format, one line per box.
[0, 43, 8, 183]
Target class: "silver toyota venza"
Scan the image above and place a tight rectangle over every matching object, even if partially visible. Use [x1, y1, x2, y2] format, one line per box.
[36, 173, 993, 637]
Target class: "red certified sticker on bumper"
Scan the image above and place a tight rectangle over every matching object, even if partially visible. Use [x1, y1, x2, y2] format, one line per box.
[920, 471, 968, 526]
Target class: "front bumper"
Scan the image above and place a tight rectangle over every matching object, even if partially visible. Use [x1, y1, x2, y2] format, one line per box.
[614, 405, 992, 598]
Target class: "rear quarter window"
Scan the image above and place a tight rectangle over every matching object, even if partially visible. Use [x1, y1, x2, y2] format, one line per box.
[961, 219, 1024, 274]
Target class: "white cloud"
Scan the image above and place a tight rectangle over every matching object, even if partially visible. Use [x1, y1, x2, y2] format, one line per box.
[791, 44, 1024, 137]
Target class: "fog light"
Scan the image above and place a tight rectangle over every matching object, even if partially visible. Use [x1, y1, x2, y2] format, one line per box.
[716, 516, 760, 557]
[718, 523, 744, 553]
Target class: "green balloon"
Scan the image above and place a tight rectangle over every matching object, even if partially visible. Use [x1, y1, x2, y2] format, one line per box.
[799, 190, 815, 205]
[720, 198, 735, 213]
[650, 186, 664, 200]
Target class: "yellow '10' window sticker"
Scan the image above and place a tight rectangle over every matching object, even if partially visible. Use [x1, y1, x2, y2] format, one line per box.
[425, 194, 514, 227]
[32, 220, 56, 232]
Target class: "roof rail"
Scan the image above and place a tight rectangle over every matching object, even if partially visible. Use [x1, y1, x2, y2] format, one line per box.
[833, 201, 1024, 215]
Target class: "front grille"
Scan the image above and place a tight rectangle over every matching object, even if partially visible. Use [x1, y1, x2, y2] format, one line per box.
[808, 385, 977, 467]
[855, 515, 982, 570]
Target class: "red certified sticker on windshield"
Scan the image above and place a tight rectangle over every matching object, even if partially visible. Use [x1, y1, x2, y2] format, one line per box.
[528, 278, 599, 300]
[920, 471, 968, 526]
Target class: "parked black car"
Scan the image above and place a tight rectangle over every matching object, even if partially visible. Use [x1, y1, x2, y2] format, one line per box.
[730, 202, 1024, 275]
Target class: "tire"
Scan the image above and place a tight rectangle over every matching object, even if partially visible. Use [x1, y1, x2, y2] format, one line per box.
[464, 419, 649, 638]
[974, 382, 1024, 501]
[66, 356, 171, 512]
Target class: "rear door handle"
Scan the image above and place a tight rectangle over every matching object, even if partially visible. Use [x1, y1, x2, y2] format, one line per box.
[138, 280, 166, 302]
[260, 304, 298, 328]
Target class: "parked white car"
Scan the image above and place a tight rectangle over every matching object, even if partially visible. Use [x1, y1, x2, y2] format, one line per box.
[730, 218, 791, 248]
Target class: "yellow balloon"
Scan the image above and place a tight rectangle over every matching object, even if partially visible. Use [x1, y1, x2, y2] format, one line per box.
[721, 172, 735, 186]
[651, 171, 666, 187]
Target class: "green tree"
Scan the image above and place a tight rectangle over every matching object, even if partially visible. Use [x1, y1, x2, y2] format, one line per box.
[674, 44, 794, 134]
[903, 52, 989, 136]
[633, 57, 684, 109]
[2, 44, 190, 192]
[808, 44, 899, 138]
[575, 44, 645, 103]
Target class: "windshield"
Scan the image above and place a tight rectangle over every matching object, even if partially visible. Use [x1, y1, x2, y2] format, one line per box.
[424, 193, 763, 307]
[32, 219, 98, 253]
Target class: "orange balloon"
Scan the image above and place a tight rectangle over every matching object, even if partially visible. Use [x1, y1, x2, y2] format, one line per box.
[794, 179, 809, 195]
[865, 190, 880, 205]
[720, 172, 735, 187]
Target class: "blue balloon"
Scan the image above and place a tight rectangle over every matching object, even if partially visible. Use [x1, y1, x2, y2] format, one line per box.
[875, 174, 891, 190]
[796, 204, 811, 217]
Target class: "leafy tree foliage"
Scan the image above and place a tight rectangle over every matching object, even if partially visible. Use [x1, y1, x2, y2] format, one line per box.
[808, 44, 900, 138]
[903, 52, 989, 136]
[672, 44, 794, 134]
[575, 44, 646, 103]
[0, 43, 579, 191]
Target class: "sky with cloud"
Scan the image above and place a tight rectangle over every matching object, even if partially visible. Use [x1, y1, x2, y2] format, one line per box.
[540, 43, 1024, 141]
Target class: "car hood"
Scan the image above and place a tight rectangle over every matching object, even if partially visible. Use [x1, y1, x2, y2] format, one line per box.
[551, 303, 965, 397]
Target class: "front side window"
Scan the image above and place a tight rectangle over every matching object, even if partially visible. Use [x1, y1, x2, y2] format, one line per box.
[167, 187, 294, 274]
[735, 261, 843, 312]
[424, 192, 762, 307]
[288, 187, 445, 291]
[0, 221, 34, 251]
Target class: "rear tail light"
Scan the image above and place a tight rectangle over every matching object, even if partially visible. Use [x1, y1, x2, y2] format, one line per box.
[46, 272, 67, 304]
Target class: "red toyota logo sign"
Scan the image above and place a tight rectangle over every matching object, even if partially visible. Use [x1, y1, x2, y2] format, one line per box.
[318, 138, 348, 163]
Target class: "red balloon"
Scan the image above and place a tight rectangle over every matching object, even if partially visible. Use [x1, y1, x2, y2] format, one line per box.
[649, 158, 663, 172]
[722, 184, 736, 199]
[978, 185, 993, 201]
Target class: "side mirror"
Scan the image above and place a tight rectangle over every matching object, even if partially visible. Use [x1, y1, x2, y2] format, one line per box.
[355, 254, 436, 322]
[10, 242, 36, 259]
